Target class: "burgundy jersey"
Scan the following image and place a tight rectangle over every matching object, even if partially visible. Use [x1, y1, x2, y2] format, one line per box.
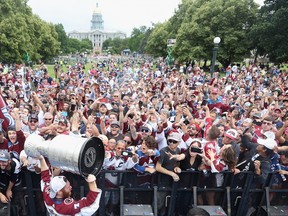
[41, 170, 102, 216]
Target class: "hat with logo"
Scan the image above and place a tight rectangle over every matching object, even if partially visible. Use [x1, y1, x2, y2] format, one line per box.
[0, 150, 10, 161]
[167, 132, 182, 142]
[28, 113, 39, 121]
[224, 129, 238, 140]
[257, 138, 277, 150]
[49, 176, 67, 198]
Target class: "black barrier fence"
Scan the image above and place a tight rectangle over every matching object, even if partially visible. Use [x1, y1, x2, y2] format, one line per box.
[3, 170, 288, 216]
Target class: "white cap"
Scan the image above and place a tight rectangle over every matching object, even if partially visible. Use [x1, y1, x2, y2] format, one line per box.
[262, 131, 275, 140]
[243, 118, 253, 123]
[49, 176, 67, 198]
[167, 132, 182, 142]
[141, 124, 153, 132]
[224, 129, 238, 140]
[257, 138, 277, 150]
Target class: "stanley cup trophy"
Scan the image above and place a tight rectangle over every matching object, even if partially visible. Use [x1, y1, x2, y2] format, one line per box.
[24, 134, 105, 177]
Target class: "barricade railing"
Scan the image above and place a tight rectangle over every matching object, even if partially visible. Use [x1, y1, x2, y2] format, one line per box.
[17, 169, 288, 216]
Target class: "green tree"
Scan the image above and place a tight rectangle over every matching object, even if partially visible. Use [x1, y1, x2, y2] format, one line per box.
[146, 22, 170, 57]
[0, 0, 60, 63]
[249, 0, 288, 63]
[79, 39, 93, 52]
[54, 24, 68, 53]
[102, 37, 129, 54]
[173, 0, 258, 67]
[128, 26, 151, 53]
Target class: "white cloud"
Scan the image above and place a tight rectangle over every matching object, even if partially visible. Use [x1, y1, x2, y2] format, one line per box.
[27, 0, 264, 36]
[27, 0, 182, 36]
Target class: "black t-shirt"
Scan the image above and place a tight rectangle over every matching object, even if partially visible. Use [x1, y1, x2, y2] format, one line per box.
[180, 152, 202, 171]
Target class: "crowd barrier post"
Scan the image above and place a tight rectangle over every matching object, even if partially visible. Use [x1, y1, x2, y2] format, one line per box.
[24, 172, 36, 216]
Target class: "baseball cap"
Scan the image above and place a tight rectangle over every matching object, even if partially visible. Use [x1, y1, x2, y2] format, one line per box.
[283, 98, 288, 102]
[140, 124, 153, 132]
[49, 176, 67, 198]
[257, 138, 277, 150]
[189, 123, 201, 132]
[100, 103, 112, 111]
[244, 102, 251, 107]
[58, 117, 68, 125]
[167, 132, 182, 142]
[262, 131, 275, 140]
[28, 113, 39, 121]
[0, 150, 10, 162]
[243, 118, 253, 123]
[274, 108, 282, 113]
[224, 129, 238, 140]
[111, 121, 120, 127]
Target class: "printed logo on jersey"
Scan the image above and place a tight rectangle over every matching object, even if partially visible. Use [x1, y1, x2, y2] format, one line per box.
[64, 197, 74, 205]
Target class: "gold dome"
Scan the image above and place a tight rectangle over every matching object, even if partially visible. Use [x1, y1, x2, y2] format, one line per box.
[93, 3, 101, 14]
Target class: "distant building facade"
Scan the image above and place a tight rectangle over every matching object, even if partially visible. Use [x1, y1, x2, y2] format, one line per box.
[68, 3, 126, 52]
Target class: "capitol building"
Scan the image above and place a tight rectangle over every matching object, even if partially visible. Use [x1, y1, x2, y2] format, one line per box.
[68, 3, 126, 52]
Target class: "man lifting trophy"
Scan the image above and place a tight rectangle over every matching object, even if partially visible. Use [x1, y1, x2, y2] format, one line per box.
[24, 134, 105, 216]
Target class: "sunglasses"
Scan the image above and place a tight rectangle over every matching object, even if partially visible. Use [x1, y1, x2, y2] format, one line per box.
[168, 139, 178, 144]
[111, 125, 120, 129]
[141, 129, 150, 133]
[262, 121, 272, 125]
[29, 120, 38, 123]
[44, 118, 52, 120]
[124, 140, 132, 145]
[117, 147, 125, 151]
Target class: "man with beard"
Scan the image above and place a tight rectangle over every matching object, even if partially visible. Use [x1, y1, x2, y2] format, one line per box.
[182, 123, 202, 148]
[22, 113, 40, 137]
[101, 120, 123, 142]
[38, 154, 102, 215]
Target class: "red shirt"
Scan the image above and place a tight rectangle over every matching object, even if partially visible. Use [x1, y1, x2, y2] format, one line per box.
[8, 130, 25, 157]
[41, 169, 102, 216]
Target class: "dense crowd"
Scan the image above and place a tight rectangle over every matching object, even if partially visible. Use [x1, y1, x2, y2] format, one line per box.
[0, 59, 288, 216]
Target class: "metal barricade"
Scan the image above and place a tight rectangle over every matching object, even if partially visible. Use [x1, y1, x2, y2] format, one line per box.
[20, 169, 288, 216]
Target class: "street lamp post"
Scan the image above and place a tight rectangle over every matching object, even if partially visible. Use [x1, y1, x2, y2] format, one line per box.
[210, 36, 221, 77]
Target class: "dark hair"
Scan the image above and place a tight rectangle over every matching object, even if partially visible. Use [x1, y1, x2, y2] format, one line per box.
[187, 207, 210, 216]
[142, 135, 157, 149]
[265, 148, 275, 158]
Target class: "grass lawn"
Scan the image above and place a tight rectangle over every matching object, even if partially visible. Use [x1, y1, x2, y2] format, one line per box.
[33, 62, 95, 79]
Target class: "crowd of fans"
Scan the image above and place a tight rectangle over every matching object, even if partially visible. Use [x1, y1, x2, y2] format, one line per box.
[0, 59, 288, 216]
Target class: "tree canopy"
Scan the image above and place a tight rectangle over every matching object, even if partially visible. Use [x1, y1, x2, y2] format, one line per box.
[1, 0, 288, 65]
[249, 0, 288, 63]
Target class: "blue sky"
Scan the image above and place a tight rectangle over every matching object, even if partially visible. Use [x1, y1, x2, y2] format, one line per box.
[27, 0, 264, 36]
